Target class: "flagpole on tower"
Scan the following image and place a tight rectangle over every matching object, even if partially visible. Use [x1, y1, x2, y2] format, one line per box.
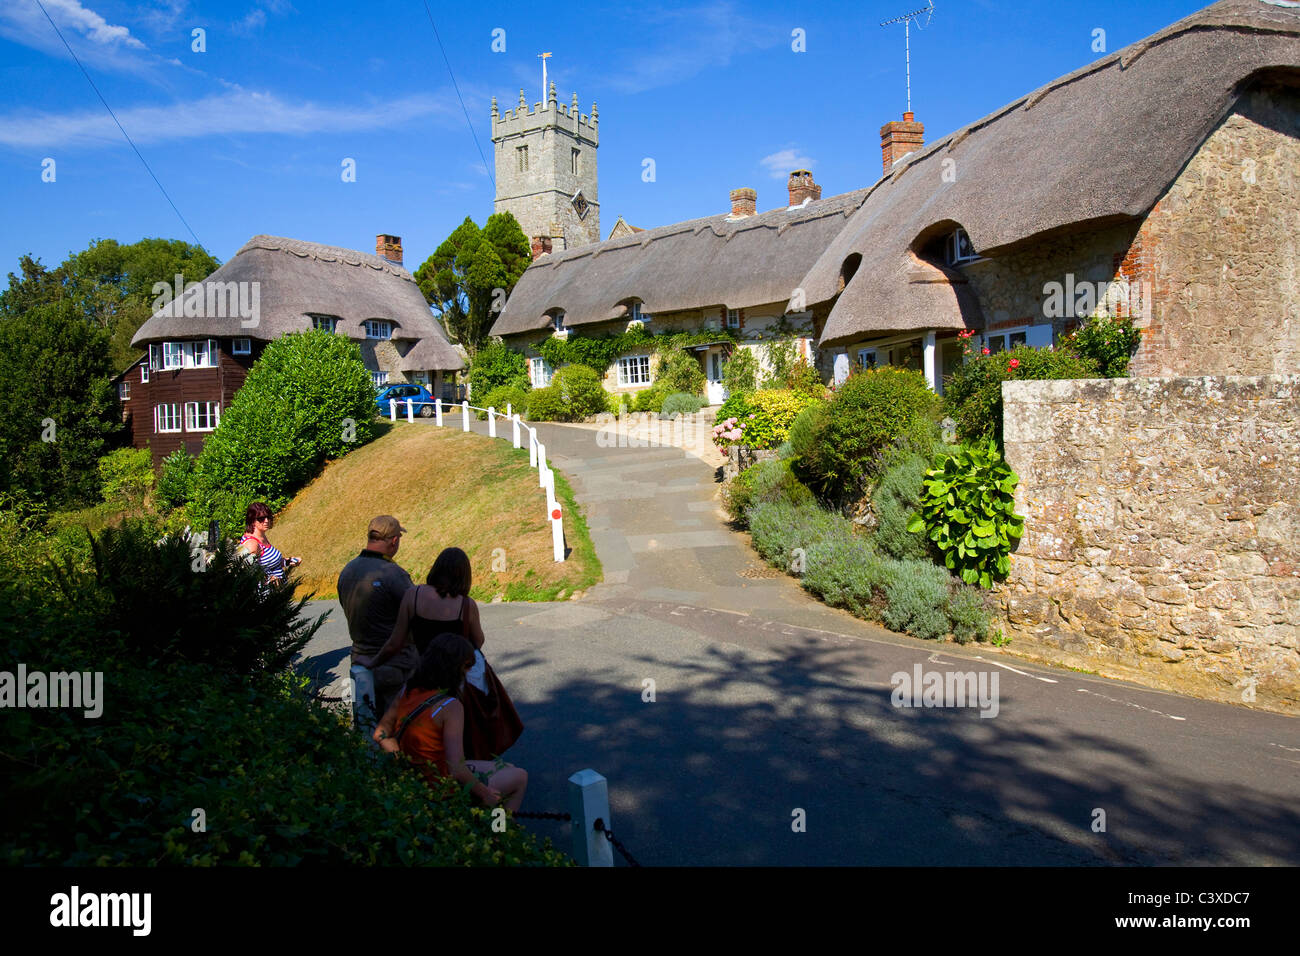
[539, 52, 552, 102]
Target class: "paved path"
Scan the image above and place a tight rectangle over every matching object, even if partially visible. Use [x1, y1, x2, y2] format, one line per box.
[298, 415, 1300, 866]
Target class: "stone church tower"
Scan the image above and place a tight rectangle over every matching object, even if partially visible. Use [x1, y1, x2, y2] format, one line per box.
[491, 83, 599, 258]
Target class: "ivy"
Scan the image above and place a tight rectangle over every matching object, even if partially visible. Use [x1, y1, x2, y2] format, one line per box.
[535, 326, 738, 374]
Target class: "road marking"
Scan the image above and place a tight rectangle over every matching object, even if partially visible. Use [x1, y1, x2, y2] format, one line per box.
[1271, 742, 1300, 753]
[975, 657, 1059, 683]
[1076, 687, 1186, 721]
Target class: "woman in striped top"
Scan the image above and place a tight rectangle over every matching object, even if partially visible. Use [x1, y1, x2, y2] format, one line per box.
[239, 502, 300, 583]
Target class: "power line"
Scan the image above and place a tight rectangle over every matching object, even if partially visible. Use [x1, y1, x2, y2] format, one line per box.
[421, 0, 495, 191]
[34, 0, 202, 246]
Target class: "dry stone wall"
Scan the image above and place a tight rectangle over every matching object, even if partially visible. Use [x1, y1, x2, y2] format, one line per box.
[998, 375, 1299, 711]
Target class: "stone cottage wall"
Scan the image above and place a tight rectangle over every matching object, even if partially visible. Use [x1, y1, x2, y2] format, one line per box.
[998, 375, 1299, 710]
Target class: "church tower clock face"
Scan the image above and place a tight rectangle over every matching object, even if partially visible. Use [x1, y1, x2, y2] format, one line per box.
[571, 190, 590, 221]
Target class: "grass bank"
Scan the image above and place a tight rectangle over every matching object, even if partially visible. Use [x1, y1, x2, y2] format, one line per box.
[273, 423, 601, 601]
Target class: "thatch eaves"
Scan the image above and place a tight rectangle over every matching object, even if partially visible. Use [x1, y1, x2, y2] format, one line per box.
[799, 0, 1300, 348]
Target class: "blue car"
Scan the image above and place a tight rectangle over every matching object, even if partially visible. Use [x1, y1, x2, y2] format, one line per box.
[375, 383, 436, 418]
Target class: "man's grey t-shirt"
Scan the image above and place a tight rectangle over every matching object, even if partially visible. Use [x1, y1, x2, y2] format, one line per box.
[337, 550, 414, 662]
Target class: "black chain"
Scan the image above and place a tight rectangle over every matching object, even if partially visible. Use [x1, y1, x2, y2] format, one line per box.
[594, 818, 641, 867]
[514, 810, 571, 821]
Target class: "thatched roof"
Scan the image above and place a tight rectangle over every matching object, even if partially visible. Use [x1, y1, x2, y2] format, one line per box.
[491, 189, 870, 336]
[802, 0, 1300, 347]
[132, 235, 463, 370]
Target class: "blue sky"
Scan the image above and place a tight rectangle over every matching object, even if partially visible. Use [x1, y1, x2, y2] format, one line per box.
[1, 0, 1214, 282]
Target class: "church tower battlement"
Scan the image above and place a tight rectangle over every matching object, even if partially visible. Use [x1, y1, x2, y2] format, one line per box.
[491, 82, 599, 256]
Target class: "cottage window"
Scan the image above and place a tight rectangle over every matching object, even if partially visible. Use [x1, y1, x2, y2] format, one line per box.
[232, 337, 251, 355]
[552, 312, 567, 332]
[530, 357, 553, 388]
[857, 348, 882, 370]
[118, 381, 130, 401]
[984, 324, 1052, 354]
[617, 355, 652, 386]
[163, 342, 185, 370]
[185, 401, 220, 432]
[312, 316, 338, 333]
[371, 371, 390, 388]
[945, 229, 978, 266]
[365, 320, 393, 340]
[726, 309, 740, 329]
[154, 403, 182, 433]
[141, 362, 149, 383]
[183, 339, 218, 368]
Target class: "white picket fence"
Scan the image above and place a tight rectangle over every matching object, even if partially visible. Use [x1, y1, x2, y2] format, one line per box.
[388, 397, 565, 562]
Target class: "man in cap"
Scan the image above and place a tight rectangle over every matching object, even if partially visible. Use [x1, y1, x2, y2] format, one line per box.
[337, 515, 414, 733]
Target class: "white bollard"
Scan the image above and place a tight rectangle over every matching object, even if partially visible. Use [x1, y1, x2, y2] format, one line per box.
[506, 403, 513, 419]
[461, 400, 469, 432]
[568, 770, 614, 867]
[435, 398, 443, 427]
[537, 442, 546, 487]
[388, 398, 397, 422]
[406, 399, 414, 424]
[551, 504, 565, 562]
[488, 407, 496, 438]
[512, 414, 521, 449]
[544, 467, 556, 513]
[528, 430, 537, 468]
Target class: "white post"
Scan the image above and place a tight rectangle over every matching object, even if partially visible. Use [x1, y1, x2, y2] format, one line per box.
[568, 770, 613, 867]
[488, 407, 497, 438]
[507, 403, 513, 419]
[512, 414, 521, 449]
[552, 506, 565, 562]
[406, 399, 414, 424]
[923, 330, 938, 392]
[435, 397, 443, 427]
[528, 430, 537, 468]
[537, 442, 547, 487]
[388, 398, 397, 422]
[461, 400, 469, 432]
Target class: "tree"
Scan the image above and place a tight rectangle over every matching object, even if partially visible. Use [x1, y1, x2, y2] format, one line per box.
[413, 212, 530, 357]
[0, 300, 121, 507]
[467, 340, 530, 399]
[189, 330, 377, 535]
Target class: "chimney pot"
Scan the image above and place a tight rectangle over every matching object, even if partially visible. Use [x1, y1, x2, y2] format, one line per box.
[729, 187, 757, 218]
[787, 169, 821, 207]
[376, 234, 403, 265]
[880, 112, 925, 176]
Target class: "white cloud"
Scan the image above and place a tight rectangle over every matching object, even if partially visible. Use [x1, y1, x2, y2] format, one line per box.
[759, 148, 817, 179]
[0, 88, 456, 149]
[0, 0, 145, 50]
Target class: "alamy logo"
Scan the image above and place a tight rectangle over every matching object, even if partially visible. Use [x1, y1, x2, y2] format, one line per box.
[50, 886, 151, 936]
[151, 273, 260, 328]
[891, 664, 1000, 718]
[1041, 273, 1151, 321]
[0, 664, 103, 718]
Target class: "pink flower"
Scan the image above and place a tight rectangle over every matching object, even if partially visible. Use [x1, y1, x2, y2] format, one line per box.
[981, 347, 990, 355]
[1008, 358, 1020, 369]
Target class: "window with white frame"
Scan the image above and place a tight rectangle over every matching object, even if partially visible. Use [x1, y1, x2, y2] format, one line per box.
[160, 340, 218, 369]
[983, 324, 1053, 354]
[312, 315, 338, 333]
[118, 381, 130, 401]
[185, 401, 220, 432]
[945, 228, 978, 266]
[371, 371, 389, 388]
[726, 309, 740, 329]
[364, 320, 393, 340]
[618, 354, 652, 386]
[530, 357, 553, 388]
[163, 342, 185, 369]
[232, 337, 251, 355]
[154, 403, 182, 433]
[857, 348, 883, 370]
[552, 312, 566, 332]
[141, 362, 149, 383]
[629, 302, 651, 323]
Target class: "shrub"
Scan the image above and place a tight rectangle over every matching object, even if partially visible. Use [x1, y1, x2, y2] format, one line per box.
[97, 447, 154, 510]
[605, 391, 631, 415]
[632, 382, 670, 413]
[156, 449, 196, 512]
[943, 342, 1099, 446]
[722, 458, 814, 527]
[716, 389, 818, 451]
[525, 365, 606, 422]
[870, 450, 933, 560]
[660, 392, 706, 418]
[477, 385, 530, 420]
[784, 400, 828, 464]
[721, 346, 758, 396]
[714, 391, 753, 426]
[801, 533, 888, 619]
[907, 441, 1024, 589]
[468, 340, 530, 398]
[785, 357, 826, 398]
[948, 586, 990, 645]
[189, 330, 376, 536]
[1061, 313, 1142, 378]
[656, 349, 706, 396]
[747, 499, 848, 572]
[881, 558, 953, 641]
[797, 367, 939, 504]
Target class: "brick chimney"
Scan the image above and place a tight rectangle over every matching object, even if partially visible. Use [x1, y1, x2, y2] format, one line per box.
[376, 234, 403, 265]
[729, 187, 757, 218]
[530, 236, 553, 259]
[880, 111, 925, 175]
[787, 169, 821, 206]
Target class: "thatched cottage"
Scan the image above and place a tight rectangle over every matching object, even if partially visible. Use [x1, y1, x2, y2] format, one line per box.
[492, 0, 1299, 397]
[122, 234, 462, 466]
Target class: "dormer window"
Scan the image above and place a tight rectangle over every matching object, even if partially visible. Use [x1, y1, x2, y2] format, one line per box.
[726, 309, 740, 329]
[629, 302, 650, 323]
[945, 229, 977, 266]
[364, 320, 393, 339]
[552, 312, 567, 332]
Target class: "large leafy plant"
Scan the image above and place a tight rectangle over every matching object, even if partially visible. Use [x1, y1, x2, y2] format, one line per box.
[907, 441, 1024, 589]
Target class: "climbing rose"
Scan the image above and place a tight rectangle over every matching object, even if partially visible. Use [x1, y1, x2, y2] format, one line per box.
[1008, 358, 1020, 369]
[981, 347, 991, 355]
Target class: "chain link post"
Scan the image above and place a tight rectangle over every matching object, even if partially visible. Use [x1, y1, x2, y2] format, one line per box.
[568, 769, 614, 867]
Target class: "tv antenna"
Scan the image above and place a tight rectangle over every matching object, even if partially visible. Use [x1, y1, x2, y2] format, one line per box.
[880, 2, 934, 114]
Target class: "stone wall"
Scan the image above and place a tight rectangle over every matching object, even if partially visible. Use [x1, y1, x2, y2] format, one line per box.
[998, 375, 1299, 711]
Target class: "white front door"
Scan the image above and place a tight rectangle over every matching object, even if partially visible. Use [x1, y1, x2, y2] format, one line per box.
[706, 348, 727, 405]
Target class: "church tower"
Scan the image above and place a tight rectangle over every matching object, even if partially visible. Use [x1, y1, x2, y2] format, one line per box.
[491, 82, 599, 257]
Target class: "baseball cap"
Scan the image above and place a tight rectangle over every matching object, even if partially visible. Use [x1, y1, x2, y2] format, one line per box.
[367, 515, 406, 539]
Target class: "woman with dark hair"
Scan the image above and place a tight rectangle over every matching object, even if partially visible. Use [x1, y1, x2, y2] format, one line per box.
[373, 632, 527, 811]
[238, 502, 300, 583]
[359, 547, 523, 759]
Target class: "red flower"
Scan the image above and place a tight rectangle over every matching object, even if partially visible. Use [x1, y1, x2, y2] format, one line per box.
[981, 347, 990, 355]
[1008, 358, 1020, 369]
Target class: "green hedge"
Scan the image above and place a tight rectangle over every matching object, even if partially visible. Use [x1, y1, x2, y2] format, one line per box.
[526, 365, 607, 422]
[660, 392, 706, 418]
[468, 340, 530, 397]
[477, 385, 530, 420]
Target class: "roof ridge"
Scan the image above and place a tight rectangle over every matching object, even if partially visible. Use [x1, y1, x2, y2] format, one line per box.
[239, 234, 415, 281]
